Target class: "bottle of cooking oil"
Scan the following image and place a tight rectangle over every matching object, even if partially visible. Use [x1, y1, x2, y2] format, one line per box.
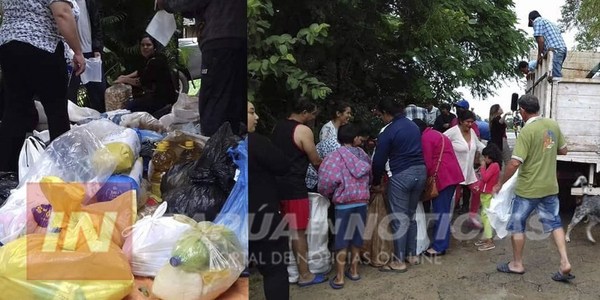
[177, 140, 199, 164]
[149, 141, 175, 196]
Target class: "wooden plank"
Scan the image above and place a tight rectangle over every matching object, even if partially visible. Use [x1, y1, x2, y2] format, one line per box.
[563, 135, 600, 152]
[555, 107, 600, 120]
[558, 120, 600, 135]
[556, 82, 600, 96]
[555, 95, 600, 109]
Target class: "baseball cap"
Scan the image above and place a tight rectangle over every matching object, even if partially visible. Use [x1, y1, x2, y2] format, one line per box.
[454, 99, 470, 109]
[528, 10, 541, 27]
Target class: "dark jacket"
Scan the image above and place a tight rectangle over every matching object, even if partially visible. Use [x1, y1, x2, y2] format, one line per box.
[163, 0, 246, 50]
[372, 114, 425, 185]
[85, 0, 104, 53]
[137, 53, 178, 105]
[248, 132, 291, 237]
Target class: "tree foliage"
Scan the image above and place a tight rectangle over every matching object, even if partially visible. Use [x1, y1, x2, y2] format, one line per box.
[560, 0, 600, 50]
[249, 0, 531, 133]
[248, 0, 332, 130]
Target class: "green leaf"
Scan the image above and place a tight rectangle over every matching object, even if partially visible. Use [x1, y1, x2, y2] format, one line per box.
[269, 55, 280, 64]
[284, 53, 296, 64]
[278, 44, 288, 55]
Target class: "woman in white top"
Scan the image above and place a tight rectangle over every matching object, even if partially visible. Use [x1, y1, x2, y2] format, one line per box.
[319, 101, 352, 141]
[444, 110, 485, 222]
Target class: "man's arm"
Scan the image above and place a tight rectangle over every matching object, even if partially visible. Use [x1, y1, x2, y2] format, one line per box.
[50, 1, 85, 75]
[558, 145, 568, 155]
[295, 125, 322, 168]
[156, 0, 208, 13]
[536, 36, 545, 64]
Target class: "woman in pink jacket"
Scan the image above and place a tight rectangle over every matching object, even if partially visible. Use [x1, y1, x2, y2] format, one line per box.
[414, 119, 464, 256]
[318, 123, 371, 290]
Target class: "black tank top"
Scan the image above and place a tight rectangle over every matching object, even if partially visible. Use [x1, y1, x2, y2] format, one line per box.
[271, 119, 310, 200]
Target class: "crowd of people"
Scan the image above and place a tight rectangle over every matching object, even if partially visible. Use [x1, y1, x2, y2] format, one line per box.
[249, 92, 575, 297]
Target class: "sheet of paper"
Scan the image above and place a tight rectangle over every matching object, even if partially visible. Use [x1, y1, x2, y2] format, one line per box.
[146, 10, 176, 47]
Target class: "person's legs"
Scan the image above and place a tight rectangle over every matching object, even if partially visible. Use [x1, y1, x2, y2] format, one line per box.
[198, 44, 245, 137]
[349, 205, 367, 275]
[251, 238, 290, 300]
[387, 165, 426, 264]
[552, 49, 567, 78]
[281, 199, 320, 284]
[333, 207, 350, 286]
[430, 185, 456, 253]
[405, 165, 427, 257]
[504, 196, 538, 272]
[480, 193, 493, 240]
[537, 195, 572, 275]
[0, 42, 57, 172]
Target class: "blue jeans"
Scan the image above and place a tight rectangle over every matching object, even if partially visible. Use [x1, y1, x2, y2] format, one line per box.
[387, 165, 427, 261]
[552, 49, 567, 78]
[507, 194, 562, 233]
[430, 185, 457, 252]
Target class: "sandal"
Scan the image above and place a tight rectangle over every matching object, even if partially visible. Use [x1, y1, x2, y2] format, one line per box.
[379, 264, 407, 273]
[298, 273, 328, 287]
[329, 276, 344, 289]
[496, 262, 525, 275]
[344, 269, 361, 281]
[551, 271, 575, 283]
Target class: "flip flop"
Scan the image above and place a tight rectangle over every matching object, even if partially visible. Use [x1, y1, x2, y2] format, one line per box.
[344, 270, 361, 281]
[379, 264, 407, 273]
[298, 273, 328, 287]
[496, 262, 525, 275]
[552, 271, 575, 283]
[329, 276, 344, 289]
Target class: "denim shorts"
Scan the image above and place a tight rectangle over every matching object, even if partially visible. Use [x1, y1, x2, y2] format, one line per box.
[507, 195, 562, 233]
[334, 205, 367, 250]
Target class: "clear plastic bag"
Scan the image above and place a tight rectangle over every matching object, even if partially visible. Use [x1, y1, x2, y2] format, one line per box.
[122, 202, 194, 277]
[152, 221, 244, 300]
[0, 120, 119, 245]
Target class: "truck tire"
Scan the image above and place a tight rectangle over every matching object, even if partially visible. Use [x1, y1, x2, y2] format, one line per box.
[178, 71, 190, 94]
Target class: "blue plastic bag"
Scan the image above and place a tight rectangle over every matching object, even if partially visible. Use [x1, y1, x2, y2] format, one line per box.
[214, 138, 247, 259]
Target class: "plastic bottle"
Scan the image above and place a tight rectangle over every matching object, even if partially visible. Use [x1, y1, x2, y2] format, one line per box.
[177, 140, 198, 164]
[150, 141, 175, 197]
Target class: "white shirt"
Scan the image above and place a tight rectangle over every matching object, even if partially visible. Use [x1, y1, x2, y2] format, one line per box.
[426, 106, 440, 126]
[76, 0, 92, 53]
[374, 123, 393, 178]
[444, 125, 485, 185]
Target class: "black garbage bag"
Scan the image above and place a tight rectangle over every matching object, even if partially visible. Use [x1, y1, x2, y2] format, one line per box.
[163, 123, 240, 221]
[0, 172, 18, 206]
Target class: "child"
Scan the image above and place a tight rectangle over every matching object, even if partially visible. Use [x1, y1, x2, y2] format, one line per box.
[318, 124, 371, 289]
[474, 143, 502, 251]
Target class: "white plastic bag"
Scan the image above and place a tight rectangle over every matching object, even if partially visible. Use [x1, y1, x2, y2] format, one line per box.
[487, 170, 519, 239]
[172, 93, 199, 123]
[17, 136, 46, 183]
[122, 202, 193, 277]
[416, 201, 430, 254]
[67, 100, 101, 122]
[80, 57, 102, 84]
[146, 10, 176, 47]
[287, 192, 331, 283]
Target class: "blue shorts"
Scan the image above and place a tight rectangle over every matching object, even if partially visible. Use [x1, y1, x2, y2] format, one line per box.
[334, 205, 367, 250]
[507, 195, 562, 233]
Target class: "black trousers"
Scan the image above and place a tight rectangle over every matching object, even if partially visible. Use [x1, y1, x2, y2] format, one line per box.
[65, 52, 107, 113]
[249, 238, 290, 300]
[199, 43, 246, 137]
[0, 41, 69, 172]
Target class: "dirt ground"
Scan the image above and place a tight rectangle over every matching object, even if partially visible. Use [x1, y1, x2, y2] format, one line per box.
[249, 211, 600, 300]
